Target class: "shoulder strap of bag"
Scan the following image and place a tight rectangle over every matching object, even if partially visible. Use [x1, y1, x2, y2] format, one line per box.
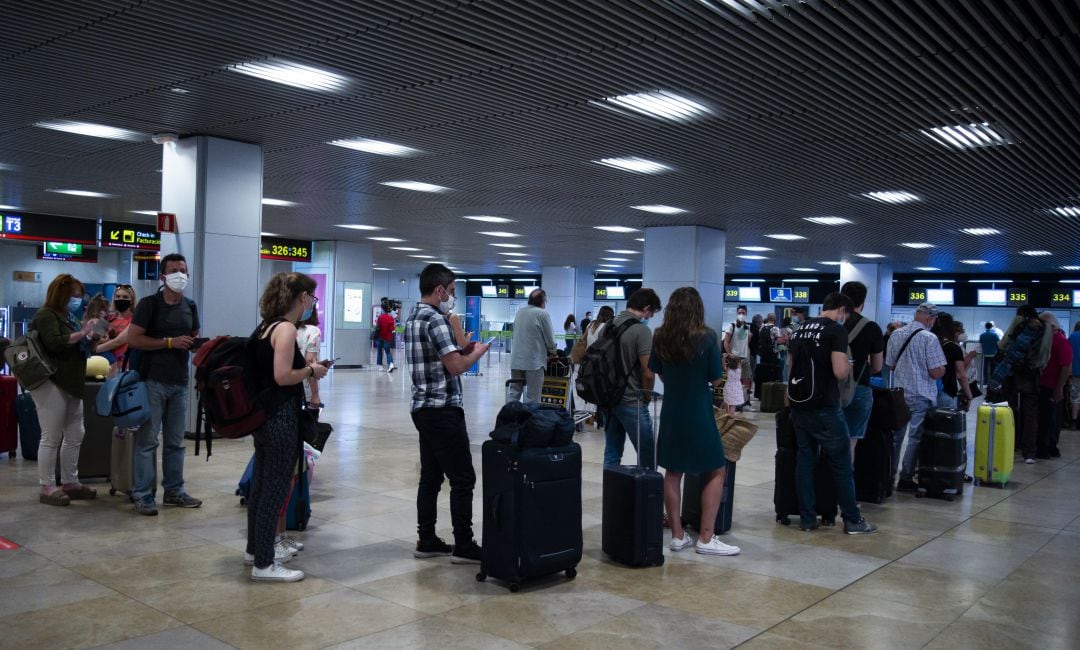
[889, 327, 923, 387]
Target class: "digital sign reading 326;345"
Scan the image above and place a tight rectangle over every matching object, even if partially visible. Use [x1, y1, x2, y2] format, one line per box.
[260, 236, 313, 262]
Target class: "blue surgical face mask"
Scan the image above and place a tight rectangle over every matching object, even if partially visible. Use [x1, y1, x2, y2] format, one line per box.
[301, 306, 314, 322]
[67, 297, 83, 314]
[641, 318, 649, 326]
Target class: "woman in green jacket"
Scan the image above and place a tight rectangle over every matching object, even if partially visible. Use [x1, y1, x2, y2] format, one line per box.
[31, 274, 103, 506]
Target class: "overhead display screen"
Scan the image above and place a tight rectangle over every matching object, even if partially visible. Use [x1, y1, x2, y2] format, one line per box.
[260, 236, 312, 262]
[38, 242, 98, 263]
[724, 286, 740, 301]
[769, 287, 792, 303]
[977, 289, 1007, 307]
[791, 287, 810, 304]
[1049, 289, 1071, 308]
[907, 288, 928, 305]
[926, 288, 954, 306]
[481, 285, 497, 297]
[1006, 287, 1029, 307]
[606, 285, 625, 300]
[514, 286, 526, 298]
[1074, 290, 1080, 309]
[496, 285, 509, 298]
[1, 211, 98, 245]
[101, 221, 161, 250]
[738, 286, 762, 302]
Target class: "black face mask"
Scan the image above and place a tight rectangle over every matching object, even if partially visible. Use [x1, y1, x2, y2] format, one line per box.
[114, 299, 132, 313]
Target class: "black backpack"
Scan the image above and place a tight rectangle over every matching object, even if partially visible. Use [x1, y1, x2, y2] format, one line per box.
[758, 325, 778, 363]
[786, 338, 821, 408]
[575, 319, 641, 409]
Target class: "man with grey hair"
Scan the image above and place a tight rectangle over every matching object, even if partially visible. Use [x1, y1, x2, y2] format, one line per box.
[1036, 312, 1072, 459]
[885, 303, 946, 492]
[508, 288, 557, 403]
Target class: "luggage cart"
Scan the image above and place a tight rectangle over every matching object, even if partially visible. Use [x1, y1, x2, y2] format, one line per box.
[542, 357, 592, 429]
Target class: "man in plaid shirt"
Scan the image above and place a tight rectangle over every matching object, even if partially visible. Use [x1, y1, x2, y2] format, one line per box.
[405, 264, 490, 564]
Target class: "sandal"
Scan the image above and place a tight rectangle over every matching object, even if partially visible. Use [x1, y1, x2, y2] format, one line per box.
[40, 490, 71, 506]
[62, 484, 98, 500]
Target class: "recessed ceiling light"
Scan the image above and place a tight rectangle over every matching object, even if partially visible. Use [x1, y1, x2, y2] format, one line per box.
[169, 87, 189, 94]
[606, 249, 640, 254]
[921, 123, 1012, 150]
[328, 138, 419, 156]
[388, 246, 421, 251]
[916, 266, 941, 271]
[0, 204, 21, 210]
[635, 237, 645, 242]
[230, 59, 349, 92]
[130, 209, 159, 216]
[792, 268, 818, 272]
[863, 191, 920, 204]
[738, 255, 768, 260]
[260, 231, 279, 237]
[408, 254, 434, 258]
[1052, 207, 1080, 217]
[856, 253, 886, 259]
[379, 180, 450, 193]
[490, 243, 524, 248]
[601, 257, 630, 262]
[594, 90, 713, 122]
[960, 227, 1001, 236]
[463, 215, 515, 223]
[598, 264, 624, 268]
[499, 252, 529, 257]
[368, 236, 405, 242]
[961, 259, 989, 265]
[765, 233, 806, 241]
[594, 226, 640, 233]
[820, 261, 843, 266]
[34, 120, 145, 141]
[631, 204, 687, 214]
[46, 189, 116, 198]
[900, 242, 935, 249]
[373, 266, 391, 271]
[737, 246, 773, 252]
[335, 224, 381, 230]
[477, 231, 520, 238]
[498, 265, 522, 269]
[803, 216, 852, 226]
[1061, 265, 1080, 271]
[262, 198, 297, 207]
[593, 157, 672, 174]
[1020, 250, 1052, 256]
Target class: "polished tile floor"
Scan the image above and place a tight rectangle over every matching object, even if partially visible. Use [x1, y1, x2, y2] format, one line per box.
[1, 356, 1078, 649]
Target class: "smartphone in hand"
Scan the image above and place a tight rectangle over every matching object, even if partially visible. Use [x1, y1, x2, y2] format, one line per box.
[192, 337, 210, 349]
[319, 357, 341, 368]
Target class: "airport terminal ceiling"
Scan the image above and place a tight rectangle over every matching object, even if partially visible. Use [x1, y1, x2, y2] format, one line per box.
[0, 0, 1077, 276]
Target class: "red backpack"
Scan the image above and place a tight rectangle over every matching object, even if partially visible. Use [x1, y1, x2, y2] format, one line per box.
[191, 329, 268, 457]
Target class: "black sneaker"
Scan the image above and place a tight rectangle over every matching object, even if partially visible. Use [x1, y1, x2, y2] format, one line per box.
[163, 492, 202, 508]
[451, 541, 483, 565]
[413, 537, 453, 559]
[895, 479, 919, 493]
[799, 519, 819, 532]
[844, 518, 878, 535]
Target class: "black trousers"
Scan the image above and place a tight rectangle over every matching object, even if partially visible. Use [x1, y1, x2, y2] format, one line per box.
[411, 406, 476, 545]
[246, 401, 300, 568]
[1036, 386, 1061, 456]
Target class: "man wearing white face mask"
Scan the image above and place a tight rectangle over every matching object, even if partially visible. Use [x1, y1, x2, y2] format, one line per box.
[405, 264, 490, 564]
[126, 253, 203, 516]
[723, 305, 754, 411]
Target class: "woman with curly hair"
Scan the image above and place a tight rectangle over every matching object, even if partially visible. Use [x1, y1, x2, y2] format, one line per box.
[648, 287, 740, 557]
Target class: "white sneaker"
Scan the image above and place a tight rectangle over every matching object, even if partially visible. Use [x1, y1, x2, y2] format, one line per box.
[696, 535, 741, 556]
[281, 535, 304, 552]
[243, 541, 297, 566]
[387, 362, 396, 373]
[251, 562, 305, 582]
[669, 534, 694, 552]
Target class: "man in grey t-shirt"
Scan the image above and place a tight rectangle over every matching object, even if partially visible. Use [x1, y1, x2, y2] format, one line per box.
[508, 289, 557, 403]
[603, 288, 662, 468]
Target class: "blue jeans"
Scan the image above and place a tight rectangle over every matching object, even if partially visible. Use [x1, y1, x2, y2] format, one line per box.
[603, 401, 655, 469]
[133, 381, 190, 502]
[937, 391, 958, 409]
[778, 351, 789, 382]
[376, 339, 394, 365]
[843, 385, 874, 440]
[790, 405, 861, 525]
[896, 395, 934, 483]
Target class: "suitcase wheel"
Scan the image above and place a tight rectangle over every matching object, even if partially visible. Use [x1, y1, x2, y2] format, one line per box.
[109, 488, 117, 496]
[915, 492, 924, 499]
[475, 572, 486, 582]
[777, 516, 790, 526]
[8, 451, 13, 458]
[565, 567, 577, 580]
[239, 497, 246, 506]
[509, 582, 521, 593]
[821, 517, 836, 527]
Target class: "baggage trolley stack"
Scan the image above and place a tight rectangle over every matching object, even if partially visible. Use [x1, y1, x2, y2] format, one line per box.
[543, 356, 591, 428]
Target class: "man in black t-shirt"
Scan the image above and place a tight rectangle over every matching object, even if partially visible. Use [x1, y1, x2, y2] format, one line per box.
[840, 282, 884, 459]
[786, 292, 877, 535]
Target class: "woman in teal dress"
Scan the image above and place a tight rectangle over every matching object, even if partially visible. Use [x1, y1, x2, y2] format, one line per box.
[649, 287, 740, 556]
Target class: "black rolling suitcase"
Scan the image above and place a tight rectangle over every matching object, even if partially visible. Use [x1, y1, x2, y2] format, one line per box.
[602, 389, 664, 567]
[478, 441, 582, 592]
[680, 461, 736, 535]
[774, 407, 839, 526]
[854, 427, 893, 504]
[917, 408, 966, 501]
[753, 362, 781, 399]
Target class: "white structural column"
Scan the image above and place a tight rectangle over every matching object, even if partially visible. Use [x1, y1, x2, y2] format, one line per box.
[642, 226, 727, 333]
[160, 136, 263, 337]
[840, 262, 893, 324]
[574, 266, 595, 324]
[331, 241, 373, 366]
[540, 266, 577, 342]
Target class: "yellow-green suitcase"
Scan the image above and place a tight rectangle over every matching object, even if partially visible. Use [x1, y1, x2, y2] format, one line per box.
[974, 403, 1014, 488]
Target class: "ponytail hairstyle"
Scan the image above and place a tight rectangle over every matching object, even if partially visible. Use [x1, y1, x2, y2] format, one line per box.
[260, 272, 317, 323]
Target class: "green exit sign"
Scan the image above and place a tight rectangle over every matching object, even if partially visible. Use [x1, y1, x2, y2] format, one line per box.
[46, 242, 82, 255]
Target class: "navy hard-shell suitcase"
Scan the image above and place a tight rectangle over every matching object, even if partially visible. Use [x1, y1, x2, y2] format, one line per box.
[478, 440, 582, 591]
[855, 427, 894, 504]
[680, 461, 737, 535]
[16, 390, 41, 461]
[601, 390, 664, 567]
[1, 375, 18, 458]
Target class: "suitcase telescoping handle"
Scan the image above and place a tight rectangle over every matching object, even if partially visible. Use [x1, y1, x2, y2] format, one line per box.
[505, 378, 526, 403]
[636, 388, 660, 470]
